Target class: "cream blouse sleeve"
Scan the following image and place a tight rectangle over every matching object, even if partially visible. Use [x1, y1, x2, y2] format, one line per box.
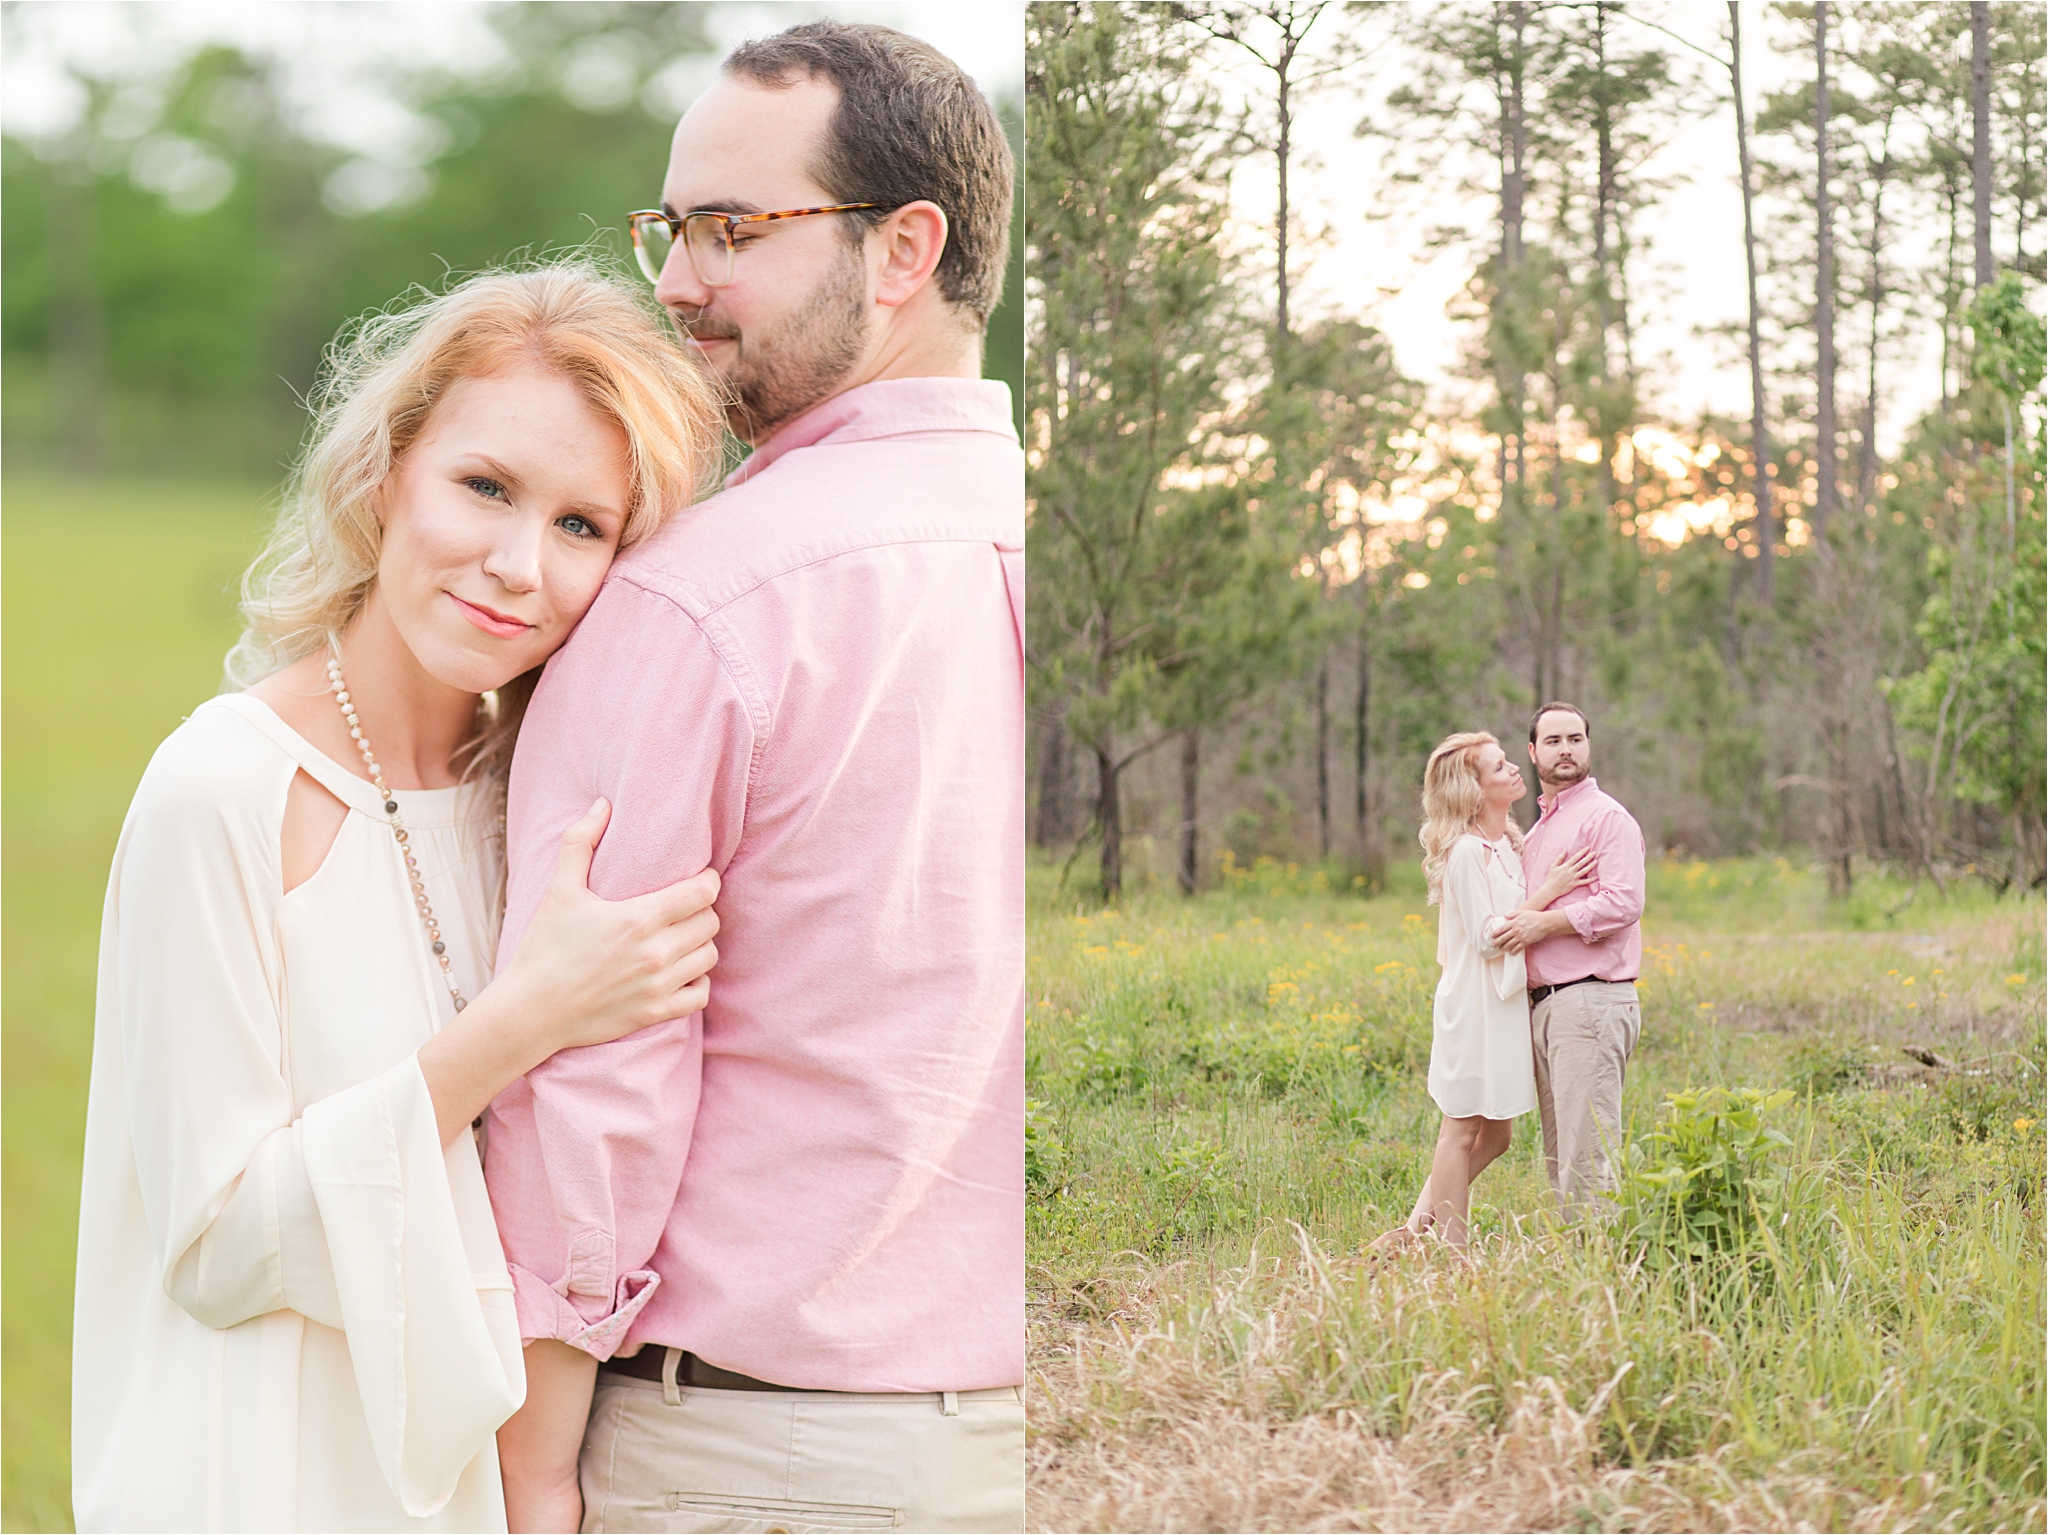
[1441, 837, 1527, 1001]
[106, 714, 521, 1517]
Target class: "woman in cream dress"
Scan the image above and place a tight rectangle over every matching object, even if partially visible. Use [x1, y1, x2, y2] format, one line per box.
[1376, 732, 1593, 1253]
[72, 266, 726, 1531]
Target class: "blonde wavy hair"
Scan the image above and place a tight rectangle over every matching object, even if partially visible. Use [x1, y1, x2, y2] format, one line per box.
[1418, 730, 1525, 904]
[226, 260, 727, 785]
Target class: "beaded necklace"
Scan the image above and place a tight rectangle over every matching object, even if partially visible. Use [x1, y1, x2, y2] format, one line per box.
[325, 644, 467, 1014]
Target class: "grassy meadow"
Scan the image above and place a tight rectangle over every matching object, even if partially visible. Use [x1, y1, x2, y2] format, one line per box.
[2, 475, 273, 1532]
[1026, 853, 2047, 1532]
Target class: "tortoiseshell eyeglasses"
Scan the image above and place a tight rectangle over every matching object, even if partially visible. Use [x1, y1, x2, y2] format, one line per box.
[626, 204, 893, 287]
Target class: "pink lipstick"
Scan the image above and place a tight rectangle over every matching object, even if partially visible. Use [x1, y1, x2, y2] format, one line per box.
[448, 593, 533, 638]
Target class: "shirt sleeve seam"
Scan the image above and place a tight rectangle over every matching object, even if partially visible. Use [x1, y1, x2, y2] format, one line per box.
[617, 528, 1015, 625]
[601, 578, 773, 800]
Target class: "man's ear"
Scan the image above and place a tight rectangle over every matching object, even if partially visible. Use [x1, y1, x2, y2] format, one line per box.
[871, 201, 948, 309]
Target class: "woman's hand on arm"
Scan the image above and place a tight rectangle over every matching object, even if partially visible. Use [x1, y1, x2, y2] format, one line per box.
[416, 798, 720, 1146]
[1492, 848, 1596, 951]
[1522, 846, 1597, 911]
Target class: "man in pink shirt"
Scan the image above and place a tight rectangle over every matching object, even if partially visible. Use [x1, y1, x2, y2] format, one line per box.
[1495, 703, 1646, 1212]
[486, 24, 1023, 1532]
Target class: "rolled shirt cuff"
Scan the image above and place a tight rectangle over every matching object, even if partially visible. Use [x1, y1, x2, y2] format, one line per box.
[1566, 902, 1618, 942]
[510, 1262, 661, 1360]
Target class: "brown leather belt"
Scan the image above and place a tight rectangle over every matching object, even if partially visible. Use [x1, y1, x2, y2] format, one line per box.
[599, 1347, 826, 1394]
[1529, 975, 1636, 1006]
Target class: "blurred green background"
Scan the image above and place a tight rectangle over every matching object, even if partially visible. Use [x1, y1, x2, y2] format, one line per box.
[1, 4, 1022, 1526]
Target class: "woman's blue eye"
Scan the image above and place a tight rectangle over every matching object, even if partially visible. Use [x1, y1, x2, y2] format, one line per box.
[465, 477, 507, 500]
[559, 514, 599, 539]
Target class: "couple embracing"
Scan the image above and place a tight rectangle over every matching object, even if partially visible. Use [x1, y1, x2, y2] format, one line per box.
[73, 23, 1024, 1535]
[1378, 705, 1648, 1254]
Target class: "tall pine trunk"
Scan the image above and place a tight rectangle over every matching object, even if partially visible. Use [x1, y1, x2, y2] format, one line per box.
[1813, 1, 1837, 541]
[1494, 3, 1529, 521]
[1813, 2, 1853, 895]
[1096, 741, 1123, 900]
[1179, 728, 1200, 895]
[1315, 661, 1331, 859]
[1731, 1, 1775, 602]
[1275, 59, 1293, 346]
[1354, 618, 1375, 879]
[1096, 610, 1122, 898]
[1035, 710, 1072, 847]
[1971, 2, 1994, 289]
[1592, 2, 1617, 522]
[1858, 116, 1895, 517]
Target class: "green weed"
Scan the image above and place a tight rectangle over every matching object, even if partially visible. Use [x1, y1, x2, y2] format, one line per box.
[1611, 1086, 1796, 1265]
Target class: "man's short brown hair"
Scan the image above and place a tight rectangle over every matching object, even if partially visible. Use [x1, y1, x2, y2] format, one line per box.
[1529, 702, 1591, 742]
[724, 22, 1014, 325]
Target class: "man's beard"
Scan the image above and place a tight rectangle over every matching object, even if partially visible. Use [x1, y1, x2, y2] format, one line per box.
[685, 245, 868, 443]
[1542, 757, 1588, 789]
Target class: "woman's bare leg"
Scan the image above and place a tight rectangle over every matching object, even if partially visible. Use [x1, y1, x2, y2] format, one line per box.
[1435, 1118, 1514, 1249]
[1426, 1114, 1487, 1248]
[1378, 1118, 1510, 1252]
[1369, 1174, 1434, 1251]
[1468, 1117, 1512, 1181]
[1404, 1176, 1435, 1233]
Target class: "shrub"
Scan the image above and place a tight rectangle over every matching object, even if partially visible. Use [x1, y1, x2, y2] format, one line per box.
[1063, 1031, 1149, 1099]
[1613, 1087, 1795, 1264]
[1152, 1136, 1246, 1238]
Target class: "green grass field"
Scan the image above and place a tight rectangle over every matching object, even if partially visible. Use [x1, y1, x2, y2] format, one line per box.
[2, 474, 274, 1532]
[1026, 855, 2046, 1532]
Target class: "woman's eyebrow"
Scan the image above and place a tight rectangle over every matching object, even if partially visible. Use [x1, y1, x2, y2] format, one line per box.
[456, 454, 524, 489]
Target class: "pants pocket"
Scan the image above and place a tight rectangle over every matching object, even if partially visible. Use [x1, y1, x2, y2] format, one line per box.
[663, 1491, 901, 1533]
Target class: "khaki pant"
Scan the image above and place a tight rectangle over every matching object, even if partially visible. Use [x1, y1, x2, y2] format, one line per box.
[579, 1358, 1024, 1534]
[1530, 980, 1641, 1212]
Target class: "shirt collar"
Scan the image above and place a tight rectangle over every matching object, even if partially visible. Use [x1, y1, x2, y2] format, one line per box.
[726, 377, 1018, 489]
[1538, 774, 1599, 818]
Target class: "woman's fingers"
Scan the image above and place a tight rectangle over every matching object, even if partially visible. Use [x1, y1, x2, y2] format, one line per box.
[634, 867, 721, 927]
[550, 798, 611, 893]
[672, 938, 718, 987]
[665, 906, 719, 956]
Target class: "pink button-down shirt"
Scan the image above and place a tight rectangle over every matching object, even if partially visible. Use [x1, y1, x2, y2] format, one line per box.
[1518, 776, 1646, 988]
[482, 377, 1024, 1392]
